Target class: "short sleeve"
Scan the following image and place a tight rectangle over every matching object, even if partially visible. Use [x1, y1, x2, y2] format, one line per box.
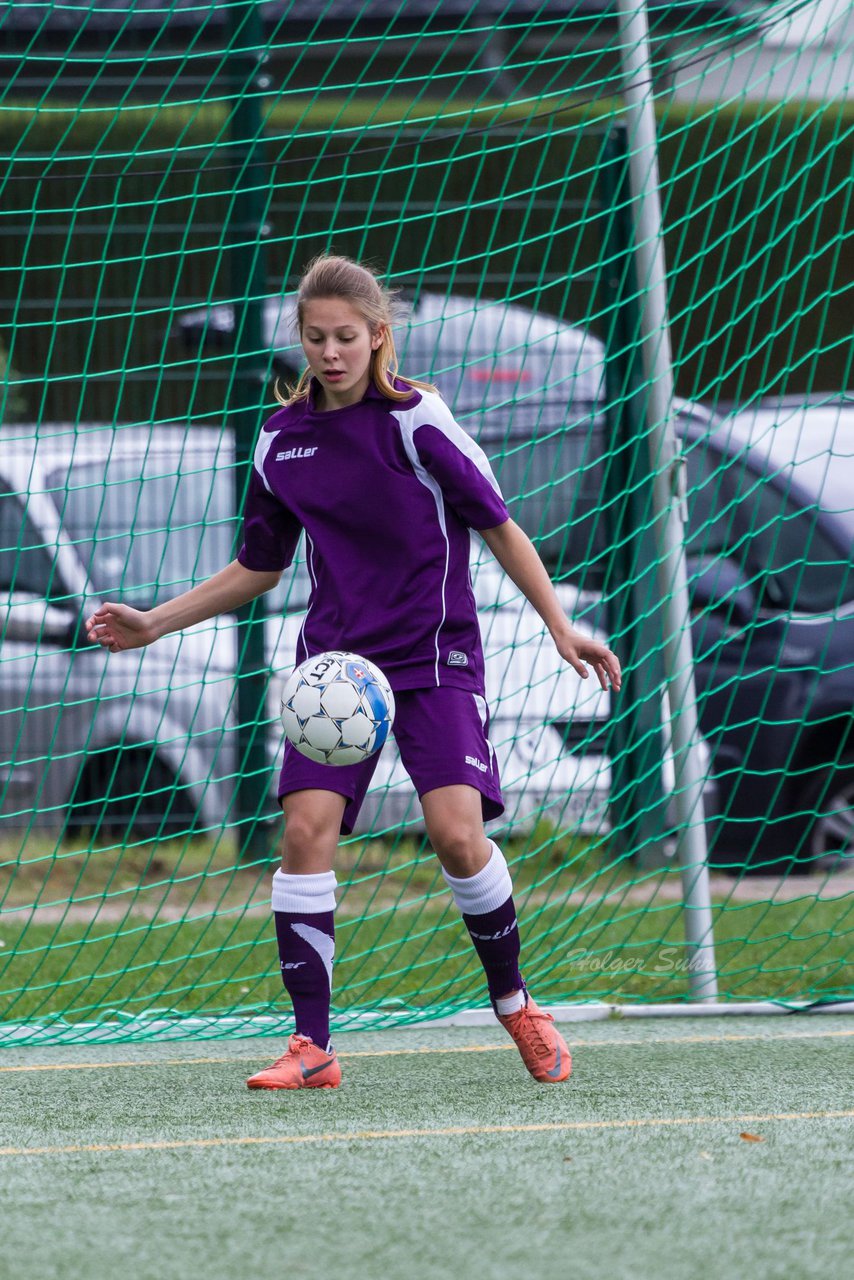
[237, 464, 302, 572]
[412, 401, 510, 531]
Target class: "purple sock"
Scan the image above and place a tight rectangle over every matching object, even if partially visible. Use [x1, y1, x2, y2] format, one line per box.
[274, 911, 334, 1049]
[272, 869, 336, 1051]
[462, 898, 523, 1004]
[443, 842, 525, 1009]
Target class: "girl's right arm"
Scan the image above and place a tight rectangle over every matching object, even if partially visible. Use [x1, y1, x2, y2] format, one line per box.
[85, 559, 283, 653]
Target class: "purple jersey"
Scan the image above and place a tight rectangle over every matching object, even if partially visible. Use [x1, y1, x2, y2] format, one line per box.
[237, 378, 510, 692]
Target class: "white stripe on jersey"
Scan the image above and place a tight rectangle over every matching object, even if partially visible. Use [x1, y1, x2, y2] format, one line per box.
[298, 529, 319, 658]
[252, 426, 278, 494]
[391, 405, 450, 687]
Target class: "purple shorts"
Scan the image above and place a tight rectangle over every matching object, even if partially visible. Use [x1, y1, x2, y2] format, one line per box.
[277, 685, 504, 834]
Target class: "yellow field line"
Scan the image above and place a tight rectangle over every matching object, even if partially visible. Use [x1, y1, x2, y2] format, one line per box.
[1, 1110, 851, 1159]
[0, 1026, 851, 1074]
[0, 1046, 518, 1073]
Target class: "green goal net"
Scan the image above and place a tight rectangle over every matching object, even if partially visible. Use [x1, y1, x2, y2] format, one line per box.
[1, 0, 852, 1046]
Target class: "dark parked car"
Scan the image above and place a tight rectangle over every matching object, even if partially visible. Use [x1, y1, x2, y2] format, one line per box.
[563, 392, 854, 869]
[681, 397, 854, 868]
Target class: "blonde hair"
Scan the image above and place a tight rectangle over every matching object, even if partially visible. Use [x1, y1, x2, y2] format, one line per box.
[273, 254, 436, 406]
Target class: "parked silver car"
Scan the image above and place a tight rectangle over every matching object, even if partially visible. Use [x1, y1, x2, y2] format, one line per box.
[177, 290, 608, 572]
[0, 424, 615, 840]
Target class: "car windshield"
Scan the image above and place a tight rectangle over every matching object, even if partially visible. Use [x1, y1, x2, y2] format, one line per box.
[684, 434, 854, 612]
[47, 451, 311, 611]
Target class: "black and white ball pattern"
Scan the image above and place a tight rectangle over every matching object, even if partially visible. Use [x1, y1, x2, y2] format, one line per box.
[280, 651, 395, 766]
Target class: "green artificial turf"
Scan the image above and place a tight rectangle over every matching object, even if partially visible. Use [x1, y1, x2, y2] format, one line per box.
[0, 1017, 851, 1280]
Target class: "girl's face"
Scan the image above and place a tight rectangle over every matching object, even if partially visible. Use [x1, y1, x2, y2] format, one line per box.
[300, 297, 385, 410]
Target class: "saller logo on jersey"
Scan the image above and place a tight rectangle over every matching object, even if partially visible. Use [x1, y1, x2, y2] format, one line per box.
[276, 446, 318, 461]
[447, 651, 468, 666]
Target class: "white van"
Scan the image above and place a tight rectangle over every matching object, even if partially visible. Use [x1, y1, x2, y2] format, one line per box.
[0, 423, 613, 840]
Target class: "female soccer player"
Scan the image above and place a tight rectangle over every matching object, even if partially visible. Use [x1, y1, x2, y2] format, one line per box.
[86, 255, 621, 1089]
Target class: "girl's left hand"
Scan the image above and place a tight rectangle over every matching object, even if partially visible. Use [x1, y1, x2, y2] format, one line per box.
[553, 626, 622, 692]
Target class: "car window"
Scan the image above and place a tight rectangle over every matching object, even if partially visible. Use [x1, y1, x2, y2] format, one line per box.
[685, 443, 851, 612]
[0, 486, 58, 599]
[684, 438, 734, 558]
[733, 469, 851, 612]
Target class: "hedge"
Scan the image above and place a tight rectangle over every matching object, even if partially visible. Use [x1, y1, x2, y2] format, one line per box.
[1, 96, 851, 425]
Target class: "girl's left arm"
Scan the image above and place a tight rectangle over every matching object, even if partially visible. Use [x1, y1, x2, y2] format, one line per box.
[479, 518, 622, 692]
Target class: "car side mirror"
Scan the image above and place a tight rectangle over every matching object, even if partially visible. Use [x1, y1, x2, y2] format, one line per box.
[0, 592, 79, 645]
[687, 557, 755, 627]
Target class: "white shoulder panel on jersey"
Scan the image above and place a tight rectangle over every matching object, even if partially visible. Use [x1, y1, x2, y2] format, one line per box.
[389, 400, 450, 686]
[252, 423, 279, 494]
[400, 388, 503, 496]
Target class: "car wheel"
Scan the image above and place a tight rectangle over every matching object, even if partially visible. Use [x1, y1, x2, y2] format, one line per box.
[797, 753, 854, 872]
[64, 749, 192, 843]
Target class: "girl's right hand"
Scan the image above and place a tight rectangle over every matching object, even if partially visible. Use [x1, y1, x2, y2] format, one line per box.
[85, 602, 160, 653]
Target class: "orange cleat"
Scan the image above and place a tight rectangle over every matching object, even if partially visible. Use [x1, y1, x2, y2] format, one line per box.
[497, 996, 572, 1082]
[246, 1033, 342, 1090]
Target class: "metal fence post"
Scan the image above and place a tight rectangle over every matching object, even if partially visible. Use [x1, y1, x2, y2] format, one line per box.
[615, 0, 718, 999]
[227, 1, 274, 858]
[597, 124, 670, 870]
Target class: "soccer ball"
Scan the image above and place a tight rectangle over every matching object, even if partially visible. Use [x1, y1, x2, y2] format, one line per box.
[280, 651, 395, 766]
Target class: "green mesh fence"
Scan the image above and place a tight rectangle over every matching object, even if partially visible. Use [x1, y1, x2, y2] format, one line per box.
[0, 0, 852, 1047]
